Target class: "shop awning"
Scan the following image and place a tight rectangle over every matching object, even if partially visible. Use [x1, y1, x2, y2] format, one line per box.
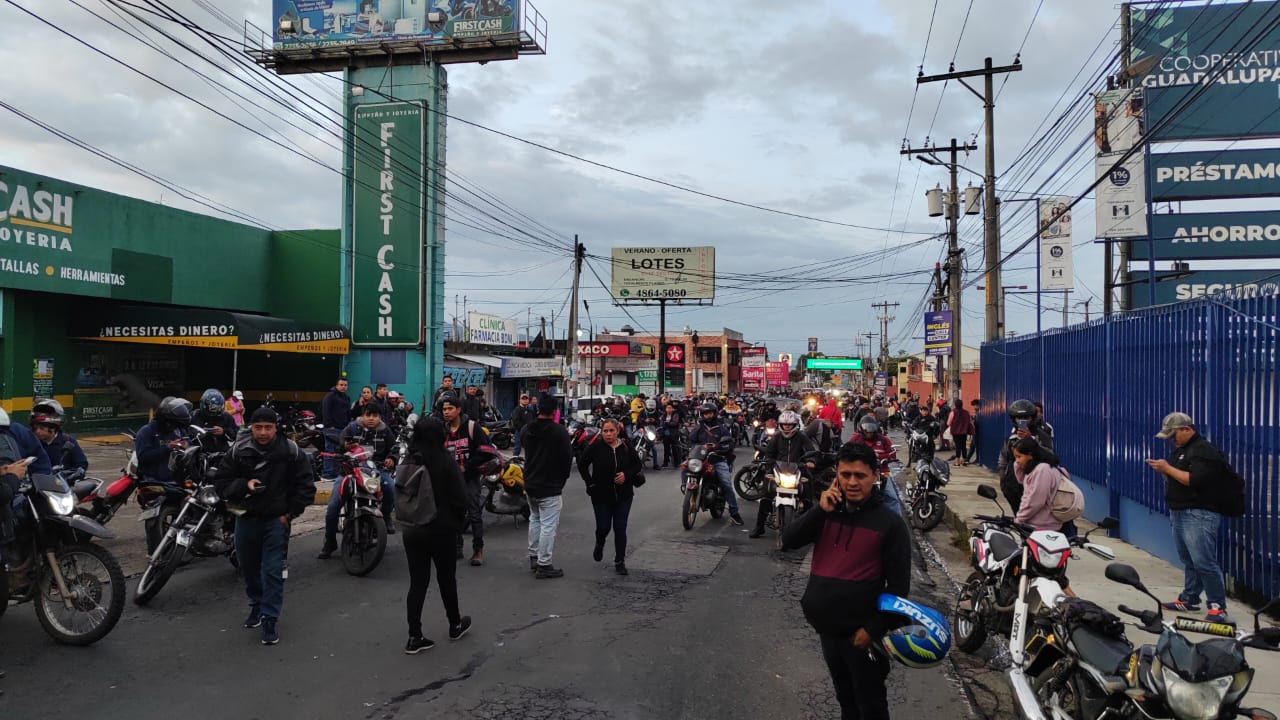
[448, 353, 504, 369]
[69, 305, 350, 355]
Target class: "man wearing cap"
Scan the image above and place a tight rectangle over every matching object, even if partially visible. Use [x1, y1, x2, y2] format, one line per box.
[1147, 412, 1236, 625]
[214, 406, 315, 645]
[510, 393, 533, 457]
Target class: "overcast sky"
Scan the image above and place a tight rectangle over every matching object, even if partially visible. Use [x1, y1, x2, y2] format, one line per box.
[0, 0, 1139, 361]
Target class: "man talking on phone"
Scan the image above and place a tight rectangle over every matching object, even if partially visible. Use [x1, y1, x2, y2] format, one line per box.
[781, 442, 911, 720]
[214, 406, 315, 646]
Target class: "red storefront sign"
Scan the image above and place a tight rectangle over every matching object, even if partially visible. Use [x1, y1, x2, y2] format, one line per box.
[578, 342, 632, 357]
[766, 361, 790, 387]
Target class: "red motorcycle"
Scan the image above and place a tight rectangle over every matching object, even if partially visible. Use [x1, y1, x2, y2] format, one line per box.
[72, 432, 139, 526]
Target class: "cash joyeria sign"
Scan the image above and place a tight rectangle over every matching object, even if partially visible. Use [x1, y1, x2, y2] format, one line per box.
[351, 102, 425, 346]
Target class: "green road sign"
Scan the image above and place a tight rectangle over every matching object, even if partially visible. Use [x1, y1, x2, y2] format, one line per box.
[806, 357, 863, 370]
[351, 102, 425, 346]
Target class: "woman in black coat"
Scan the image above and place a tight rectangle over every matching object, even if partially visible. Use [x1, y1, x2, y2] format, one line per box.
[401, 416, 472, 654]
[578, 418, 644, 575]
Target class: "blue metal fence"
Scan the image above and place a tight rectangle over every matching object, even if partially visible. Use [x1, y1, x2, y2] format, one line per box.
[979, 295, 1280, 598]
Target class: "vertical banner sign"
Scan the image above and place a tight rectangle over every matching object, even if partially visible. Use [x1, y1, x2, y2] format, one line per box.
[352, 102, 425, 346]
[1094, 88, 1148, 239]
[32, 358, 53, 402]
[1039, 197, 1074, 291]
[924, 311, 952, 357]
[807, 337, 818, 353]
[663, 343, 686, 389]
[741, 346, 767, 391]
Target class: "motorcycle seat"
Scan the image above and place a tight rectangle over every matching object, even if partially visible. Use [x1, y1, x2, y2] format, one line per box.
[988, 532, 1020, 562]
[73, 478, 101, 500]
[1070, 627, 1132, 676]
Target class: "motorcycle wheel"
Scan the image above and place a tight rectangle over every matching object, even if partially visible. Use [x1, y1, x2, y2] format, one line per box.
[954, 571, 990, 653]
[681, 489, 698, 530]
[733, 465, 767, 502]
[134, 529, 183, 605]
[36, 543, 125, 645]
[341, 514, 387, 577]
[910, 493, 947, 531]
[709, 497, 725, 519]
[493, 434, 512, 450]
[775, 505, 792, 551]
[144, 503, 179, 555]
[1032, 657, 1081, 718]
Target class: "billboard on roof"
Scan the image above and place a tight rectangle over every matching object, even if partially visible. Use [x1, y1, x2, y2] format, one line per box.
[272, 0, 519, 51]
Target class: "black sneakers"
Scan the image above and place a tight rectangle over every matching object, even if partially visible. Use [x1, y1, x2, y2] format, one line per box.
[748, 527, 766, 539]
[535, 564, 564, 579]
[243, 607, 262, 629]
[592, 541, 604, 562]
[729, 512, 745, 526]
[317, 540, 337, 560]
[529, 556, 538, 572]
[261, 618, 279, 646]
[615, 562, 629, 576]
[404, 636, 435, 654]
[449, 616, 473, 641]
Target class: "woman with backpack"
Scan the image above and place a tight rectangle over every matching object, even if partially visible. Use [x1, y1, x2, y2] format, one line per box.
[397, 416, 473, 654]
[1012, 435, 1082, 595]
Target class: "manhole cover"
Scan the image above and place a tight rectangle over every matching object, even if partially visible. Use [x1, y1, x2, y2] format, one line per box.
[626, 540, 728, 576]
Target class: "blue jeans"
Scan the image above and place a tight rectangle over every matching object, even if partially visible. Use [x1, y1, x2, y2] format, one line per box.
[879, 469, 902, 515]
[1171, 508, 1227, 608]
[235, 515, 288, 620]
[527, 494, 563, 566]
[322, 429, 342, 478]
[513, 426, 524, 456]
[713, 461, 739, 514]
[325, 470, 394, 543]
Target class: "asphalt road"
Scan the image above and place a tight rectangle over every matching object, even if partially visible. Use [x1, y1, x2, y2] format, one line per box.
[1, 437, 995, 719]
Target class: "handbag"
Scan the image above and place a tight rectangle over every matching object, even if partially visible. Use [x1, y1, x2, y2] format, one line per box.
[632, 470, 647, 488]
[393, 458, 438, 526]
[1050, 468, 1084, 522]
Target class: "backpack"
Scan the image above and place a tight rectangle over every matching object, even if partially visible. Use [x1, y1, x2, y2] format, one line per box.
[1051, 468, 1085, 522]
[1221, 468, 1246, 518]
[393, 458, 437, 526]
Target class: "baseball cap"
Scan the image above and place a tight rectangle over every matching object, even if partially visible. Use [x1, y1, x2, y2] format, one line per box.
[232, 390, 244, 400]
[1156, 412, 1193, 439]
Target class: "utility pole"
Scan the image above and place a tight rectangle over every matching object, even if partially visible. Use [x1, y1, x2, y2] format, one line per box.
[1076, 297, 1092, 323]
[931, 262, 946, 400]
[918, 56, 1022, 342]
[870, 302, 899, 373]
[1062, 290, 1070, 328]
[565, 237, 584, 403]
[902, 138, 976, 403]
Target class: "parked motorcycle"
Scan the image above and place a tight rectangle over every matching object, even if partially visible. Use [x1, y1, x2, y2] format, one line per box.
[633, 424, 658, 469]
[483, 420, 513, 450]
[322, 446, 388, 576]
[1, 470, 125, 645]
[483, 456, 530, 521]
[569, 419, 601, 462]
[680, 444, 728, 530]
[954, 485, 1119, 715]
[1015, 562, 1280, 720]
[904, 452, 950, 531]
[132, 472, 238, 605]
[138, 425, 224, 553]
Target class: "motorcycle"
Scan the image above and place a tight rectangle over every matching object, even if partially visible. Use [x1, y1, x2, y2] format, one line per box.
[680, 444, 728, 530]
[483, 420, 513, 450]
[954, 486, 1119, 713]
[733, 444, 773, 502]
[138, 425, 225, 553]
[1016, 563, 1280, 720]
[483, 456, 530, 521]
[569, 419, 601, 462]
[132, 465, 238, 605]
[633, 424, 658, 469]
[1, 469, 125, 645]
[904, 452, 950, 531]
[765, 461, 803, 549]
[322, 446, 388, 576]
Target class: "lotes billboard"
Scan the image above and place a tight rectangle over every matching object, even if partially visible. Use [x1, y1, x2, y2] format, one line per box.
[272, 0, 520, 51]
[610, 246, 715, 302]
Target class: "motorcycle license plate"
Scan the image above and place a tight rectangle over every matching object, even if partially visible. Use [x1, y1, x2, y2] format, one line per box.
[686, 480, 698, 491]
[176, 529, 194, 547]
[139, 506, 161, 521]
[775, 495, 797, 508]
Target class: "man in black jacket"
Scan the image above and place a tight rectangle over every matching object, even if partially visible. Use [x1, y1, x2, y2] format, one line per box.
[1147, 412, 1237, 624]
[214, 406, 315, 646]
[521, 395, 572, 579]
[750, 410, 816, 539]
[320, 378, 351, 480]
[318, 405, 398, 559]
[782, 442, 910, 720]
[510, 394, 533, 456]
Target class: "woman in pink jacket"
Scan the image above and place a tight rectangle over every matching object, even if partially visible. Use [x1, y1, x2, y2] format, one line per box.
[1011, 436, 1066, 531]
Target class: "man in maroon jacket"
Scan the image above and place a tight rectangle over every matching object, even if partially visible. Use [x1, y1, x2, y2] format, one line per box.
[782, 442, 911, 720]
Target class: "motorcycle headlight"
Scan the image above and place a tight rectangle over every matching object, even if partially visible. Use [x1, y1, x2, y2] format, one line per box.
[687, 459, 703, 474]
[915, 459, 929, 475]
[359, 469, 381, 494]
[775, 472, 800, 489]
[198, 485, 220, 506]
[752, 420, 760, 428]
[42, 489, 76, 516]
[645, 428, 656, 441]
[1162, 668, 1232, 720]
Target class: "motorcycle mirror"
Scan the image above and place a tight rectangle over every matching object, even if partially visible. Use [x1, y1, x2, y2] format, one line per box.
[1104, 563, 1150, 595]
[1097, 516, 1120, 531]
[1242, 709, 1278, 720]
[1252, 597, 1280, 632]
[976, 484, 998, 500]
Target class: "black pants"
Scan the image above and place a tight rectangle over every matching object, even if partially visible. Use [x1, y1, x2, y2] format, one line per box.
[661, 434, 682, 467]
[951, 434, 968, 461]
[455, 474, 484, 552]
[592, 496, 633, 563]
[403, 525, 460, 637]
[819, 634, 891, 720]
[754, 488, 775, 532]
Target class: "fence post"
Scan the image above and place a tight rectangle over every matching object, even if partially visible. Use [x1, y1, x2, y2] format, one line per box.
[1104, 310, 1120, 521]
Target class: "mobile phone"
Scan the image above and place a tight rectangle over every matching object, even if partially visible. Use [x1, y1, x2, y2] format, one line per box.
[21, 456, 36, 465]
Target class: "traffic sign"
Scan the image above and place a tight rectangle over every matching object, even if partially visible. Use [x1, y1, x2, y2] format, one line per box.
[806, 357, 863, 371]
